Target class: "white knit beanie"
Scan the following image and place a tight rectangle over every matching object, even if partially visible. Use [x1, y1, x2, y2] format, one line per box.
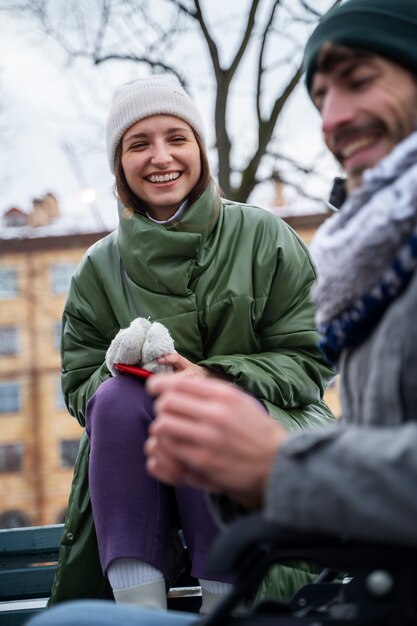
[106, 74, 206, 173]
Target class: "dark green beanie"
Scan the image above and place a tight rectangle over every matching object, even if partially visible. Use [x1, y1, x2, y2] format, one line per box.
[304, 0, 417, 93]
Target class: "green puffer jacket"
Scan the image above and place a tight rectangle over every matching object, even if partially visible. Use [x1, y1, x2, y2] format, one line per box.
[49, 183, 335, 604]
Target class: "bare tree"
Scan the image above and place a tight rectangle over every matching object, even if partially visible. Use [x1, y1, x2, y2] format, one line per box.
[2, 0, 340, 203]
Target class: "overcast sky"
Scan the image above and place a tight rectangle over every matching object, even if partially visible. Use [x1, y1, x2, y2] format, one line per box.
[0, 1, 339, 232]
[0, 9, 116, 229]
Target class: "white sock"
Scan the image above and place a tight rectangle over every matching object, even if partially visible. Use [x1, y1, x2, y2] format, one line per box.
[107, 558, 166, 609]
[108, 558, 164, 589]
[112, 579, 167, 609]
[199, 579, 234, 615]
[199, 579, 234, 595]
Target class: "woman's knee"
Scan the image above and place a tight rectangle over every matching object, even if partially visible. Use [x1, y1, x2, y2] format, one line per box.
[86, 376, 154, 436]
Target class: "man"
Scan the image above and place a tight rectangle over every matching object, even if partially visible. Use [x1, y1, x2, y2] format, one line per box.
[145, 0, 417, 546]
[28, 0, 417, 624]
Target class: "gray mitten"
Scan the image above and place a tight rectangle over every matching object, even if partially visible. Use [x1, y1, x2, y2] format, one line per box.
[141, 322, 176, 373]
[106, 317, 175, 376]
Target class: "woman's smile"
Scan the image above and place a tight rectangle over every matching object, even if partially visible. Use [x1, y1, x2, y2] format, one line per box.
[145, 171, 182, 184]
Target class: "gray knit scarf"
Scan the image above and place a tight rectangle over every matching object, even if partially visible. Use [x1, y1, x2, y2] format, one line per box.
[310, 131, 417, 365]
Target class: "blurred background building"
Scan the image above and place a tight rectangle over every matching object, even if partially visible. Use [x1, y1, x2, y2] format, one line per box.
[0, 194, 109, 528]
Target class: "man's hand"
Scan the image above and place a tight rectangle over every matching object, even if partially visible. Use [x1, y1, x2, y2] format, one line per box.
[145, 375, 288, 509]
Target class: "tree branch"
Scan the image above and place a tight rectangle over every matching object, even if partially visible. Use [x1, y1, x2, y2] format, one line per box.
[235, 63, 303, 201]
[93, 0, 111, 60]
[228, 0, 262, 79]
[256, 0, 281, 124]
[192, 0, 222, 77]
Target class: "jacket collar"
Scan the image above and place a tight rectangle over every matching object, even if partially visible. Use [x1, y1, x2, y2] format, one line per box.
[117, 182, 221, 295]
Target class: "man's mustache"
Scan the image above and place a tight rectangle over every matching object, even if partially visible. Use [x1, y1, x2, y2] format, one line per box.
[330, 120, 385, 155]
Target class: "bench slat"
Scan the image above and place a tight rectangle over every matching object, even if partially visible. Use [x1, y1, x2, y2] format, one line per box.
[0, 524, 201, 620]
[0, 552, 58, 568]
[0, 525, 63, 556]
[0, 607, 41, 626]
[0, 566, 56, 600]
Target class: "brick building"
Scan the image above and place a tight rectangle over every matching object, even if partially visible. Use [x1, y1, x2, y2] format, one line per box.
[0, 196, 338, 528]
[0, 195, 109, 527]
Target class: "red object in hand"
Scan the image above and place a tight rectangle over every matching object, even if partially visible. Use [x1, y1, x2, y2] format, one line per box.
[114, 363, 154, 379]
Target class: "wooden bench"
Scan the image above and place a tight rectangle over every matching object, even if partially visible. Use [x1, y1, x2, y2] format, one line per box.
[0, 524, 201, 626]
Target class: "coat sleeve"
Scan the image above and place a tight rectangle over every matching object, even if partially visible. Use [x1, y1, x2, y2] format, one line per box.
[199, 225, 335, 430]
[264, 423, 417, 546]
[61, 261, 115, 427]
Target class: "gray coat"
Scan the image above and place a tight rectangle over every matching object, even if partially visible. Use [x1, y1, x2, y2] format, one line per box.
[263, 269, 417, 545]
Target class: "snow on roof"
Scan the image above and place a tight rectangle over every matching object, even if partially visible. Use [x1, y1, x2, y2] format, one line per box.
[0, 209, 113, 240]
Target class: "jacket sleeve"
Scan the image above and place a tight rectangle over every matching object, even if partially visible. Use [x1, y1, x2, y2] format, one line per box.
[199, 226, 335, 430]
[264, 423, 417, 546]
[61, 262, 115, 427]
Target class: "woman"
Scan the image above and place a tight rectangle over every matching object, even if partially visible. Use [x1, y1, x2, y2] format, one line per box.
[49, 74, 334, 611]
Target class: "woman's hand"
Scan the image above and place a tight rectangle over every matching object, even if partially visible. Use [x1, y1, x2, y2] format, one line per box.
[157, 353, 213, 377]
[106, 318, 176, 375]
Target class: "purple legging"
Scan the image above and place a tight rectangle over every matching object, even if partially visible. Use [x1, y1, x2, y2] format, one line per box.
[86, 374, 231, 582]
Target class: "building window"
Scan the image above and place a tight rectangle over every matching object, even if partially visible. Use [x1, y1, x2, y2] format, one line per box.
[60, 440, 80, 468]
[0, 382, 21, 413]
[0, 326, 19, 356]
[0, 268, 18, 299]
[0, 509, 30, 529]
[50, 263, 77, 295]
[56, 378, 66, 410]
[54, 321, 62, 351]
[0, 444, 24, 473]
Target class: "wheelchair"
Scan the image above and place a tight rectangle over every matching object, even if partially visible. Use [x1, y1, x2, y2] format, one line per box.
[200, 513, 417, 625]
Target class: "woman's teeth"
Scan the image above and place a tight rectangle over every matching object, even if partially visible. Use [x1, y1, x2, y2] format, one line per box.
[148, 172, 181, 183]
